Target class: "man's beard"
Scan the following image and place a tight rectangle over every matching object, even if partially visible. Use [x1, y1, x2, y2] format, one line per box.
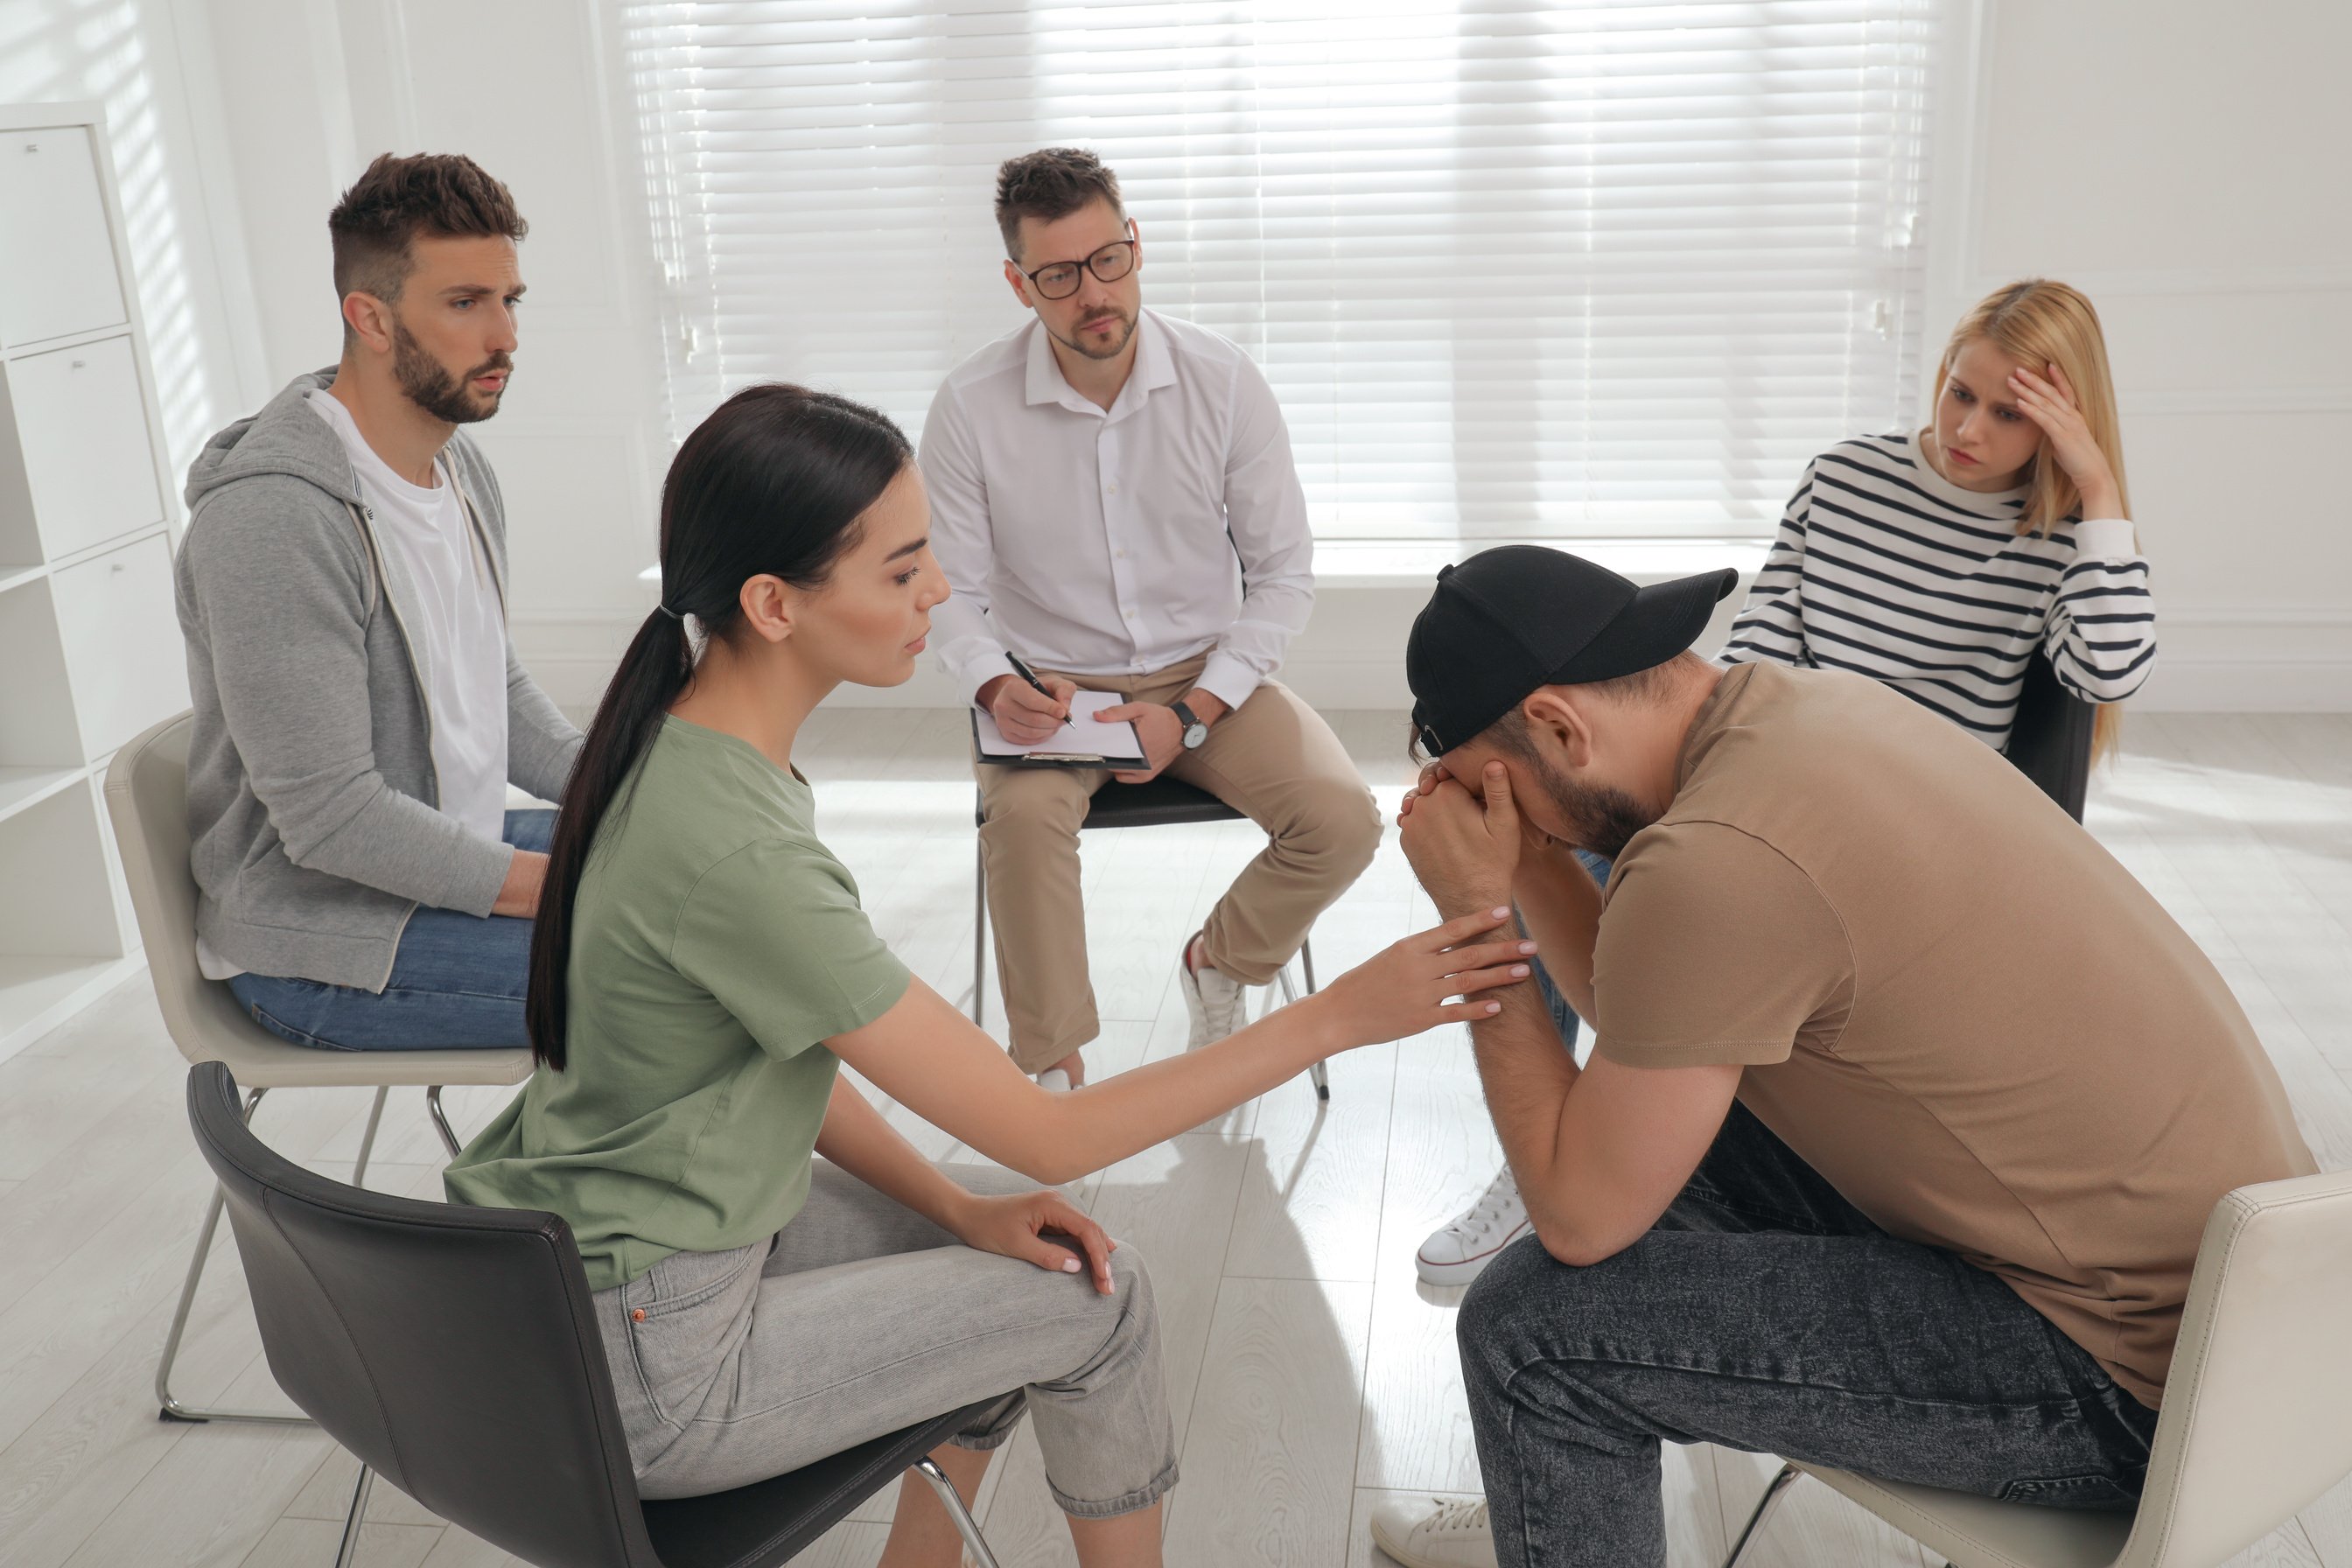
[1055, 305, 1137, 361]
[1526, 754, 1654, 860]
[392, 316, 510, 425]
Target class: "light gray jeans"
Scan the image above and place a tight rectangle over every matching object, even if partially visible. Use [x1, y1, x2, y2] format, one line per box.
[593, 1158, 1179, 1511]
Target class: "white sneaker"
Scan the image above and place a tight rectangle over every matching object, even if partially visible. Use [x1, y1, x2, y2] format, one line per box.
[1415, 1166, 1531, 1286]
[1036, 1068, 1072, 1093]
[1370, 1495, 1495, 1568]
[1179, 934, 1248, 1050]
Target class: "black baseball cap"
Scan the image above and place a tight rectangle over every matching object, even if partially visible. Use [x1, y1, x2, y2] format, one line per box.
[1406, 546, 1736, 757]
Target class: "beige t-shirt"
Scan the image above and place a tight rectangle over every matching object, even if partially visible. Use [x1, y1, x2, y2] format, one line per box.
[1591, 662, 2315, 1408]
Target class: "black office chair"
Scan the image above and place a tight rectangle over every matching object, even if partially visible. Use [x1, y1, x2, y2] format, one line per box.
[182, 1061, 1013, 1568]
[2005, 650, 2096, 822]
[972, 774, 1330, 1099]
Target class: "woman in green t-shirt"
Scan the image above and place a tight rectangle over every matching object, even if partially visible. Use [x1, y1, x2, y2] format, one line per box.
[448, 384, 1530, 1567]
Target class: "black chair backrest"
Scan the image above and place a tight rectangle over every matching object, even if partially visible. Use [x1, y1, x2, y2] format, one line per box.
[185, 1062, 662, 1568]
[2005, 650, 2096, 822]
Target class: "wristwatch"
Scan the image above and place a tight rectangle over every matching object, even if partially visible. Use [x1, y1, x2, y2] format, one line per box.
[1172, 699, 1210, 750]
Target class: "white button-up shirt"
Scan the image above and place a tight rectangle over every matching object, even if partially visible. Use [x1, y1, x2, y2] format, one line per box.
[919, 310, 1314, 711]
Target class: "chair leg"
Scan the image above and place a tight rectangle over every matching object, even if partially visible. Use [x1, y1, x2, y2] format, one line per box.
[912, 1454, 1002, 1568]
[972, 837, 988, 1026]
[1274, 941, 1331, 1101]
[349, 1085, 389, 1189]
[334, 1465, 375, 1568]
[425, 1085, 463, 1160]
[157, 1088, 315, 1427]
[1720, 1462, 1802, 1568]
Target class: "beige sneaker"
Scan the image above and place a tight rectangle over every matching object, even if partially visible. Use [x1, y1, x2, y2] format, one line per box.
[1369, 1495, 1496, 1568]
[1179, 932, 1249, 1049]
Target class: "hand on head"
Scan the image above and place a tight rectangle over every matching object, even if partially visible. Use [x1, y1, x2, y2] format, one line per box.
[2006, 360, 2118, 504]
[1396, 759, 1526, 917]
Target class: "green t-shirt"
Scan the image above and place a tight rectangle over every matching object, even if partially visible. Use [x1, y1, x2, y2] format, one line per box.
[444, 717, 912, 1292]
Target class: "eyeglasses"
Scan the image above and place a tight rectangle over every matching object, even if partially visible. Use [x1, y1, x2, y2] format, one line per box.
[1018, 237, 1138, 301]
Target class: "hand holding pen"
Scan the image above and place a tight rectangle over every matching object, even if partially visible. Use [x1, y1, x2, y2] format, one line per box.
[979, 651, 1080, 746]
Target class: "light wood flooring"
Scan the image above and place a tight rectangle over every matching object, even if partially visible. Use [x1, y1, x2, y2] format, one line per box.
[1, 710, 2348, 1568]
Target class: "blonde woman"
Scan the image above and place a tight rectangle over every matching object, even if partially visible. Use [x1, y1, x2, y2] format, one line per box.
[1725, 279, 2153, 757]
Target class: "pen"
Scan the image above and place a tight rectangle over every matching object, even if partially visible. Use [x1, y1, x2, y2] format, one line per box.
[1005, 652, 1058, 704]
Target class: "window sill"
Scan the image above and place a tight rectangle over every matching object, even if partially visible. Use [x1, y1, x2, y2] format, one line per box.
[640, 538, 1768, 596]
[1311, 538, 1768, 589]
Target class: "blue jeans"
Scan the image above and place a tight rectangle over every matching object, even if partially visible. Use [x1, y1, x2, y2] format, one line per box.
[1526, 850, 1613, 1053]
[228, 809, 554, 1051]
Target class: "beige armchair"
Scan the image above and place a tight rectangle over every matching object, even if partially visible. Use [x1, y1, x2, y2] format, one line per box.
[1723, 1167, 2352, 1568]
[102, 712, 534, 1426]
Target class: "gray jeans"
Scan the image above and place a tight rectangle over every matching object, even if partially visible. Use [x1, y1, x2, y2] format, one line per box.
[594, 1159, 1178, 1510]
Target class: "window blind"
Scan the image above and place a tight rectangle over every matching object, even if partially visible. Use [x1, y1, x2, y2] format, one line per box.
[622, 0, 1939, 544]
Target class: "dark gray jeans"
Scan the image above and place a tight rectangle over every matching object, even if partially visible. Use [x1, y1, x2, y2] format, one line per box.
[1459, 1096, 2161, 1568]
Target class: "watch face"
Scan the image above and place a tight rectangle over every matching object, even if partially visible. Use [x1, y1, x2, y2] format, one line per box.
[1184, 722, 1209, 748]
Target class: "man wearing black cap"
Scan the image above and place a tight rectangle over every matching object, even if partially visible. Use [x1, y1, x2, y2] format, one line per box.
[1368, 545, 2313, 1568]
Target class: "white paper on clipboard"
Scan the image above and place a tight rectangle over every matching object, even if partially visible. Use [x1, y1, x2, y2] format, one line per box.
[972, 689, 1146, 762]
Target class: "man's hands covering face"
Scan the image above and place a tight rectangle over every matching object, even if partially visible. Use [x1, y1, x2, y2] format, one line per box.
[1396, 759, 1524, 918]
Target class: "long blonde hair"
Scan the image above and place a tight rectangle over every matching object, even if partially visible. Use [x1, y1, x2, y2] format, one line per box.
[1928, 279, 2132, 761]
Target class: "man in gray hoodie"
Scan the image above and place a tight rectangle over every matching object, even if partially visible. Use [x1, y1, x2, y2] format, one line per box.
[175, 152, 581, 1050]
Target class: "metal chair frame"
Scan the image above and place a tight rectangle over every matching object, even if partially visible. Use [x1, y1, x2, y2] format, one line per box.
[154, 1082, 466, 1426]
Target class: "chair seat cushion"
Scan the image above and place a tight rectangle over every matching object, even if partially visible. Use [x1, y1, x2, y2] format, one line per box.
[1800, 1465, 2132, 1568]
[639, 1396, 1013, 1568]
[1081, 776, 1242, 830]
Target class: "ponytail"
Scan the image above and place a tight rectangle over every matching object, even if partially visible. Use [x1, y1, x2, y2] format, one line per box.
[524, 382, 914, 1070]
[525, 608, 693, 1068]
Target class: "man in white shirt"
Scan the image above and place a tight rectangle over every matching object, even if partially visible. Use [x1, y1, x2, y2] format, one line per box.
[921, 148, 1381, 1088]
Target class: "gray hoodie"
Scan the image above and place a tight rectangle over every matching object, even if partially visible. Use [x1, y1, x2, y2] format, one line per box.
[175, 368, 583, 991]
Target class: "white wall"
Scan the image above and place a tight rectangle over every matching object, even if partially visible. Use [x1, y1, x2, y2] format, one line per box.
[192, 0, 670, 706]
[23, 0, 2347, 714]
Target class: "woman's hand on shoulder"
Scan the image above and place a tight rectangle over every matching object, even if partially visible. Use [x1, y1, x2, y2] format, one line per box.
[2009, 362, 2123, 518]
[947, 1186, 1118, 1295]
[1310, 906, 1535, 1051]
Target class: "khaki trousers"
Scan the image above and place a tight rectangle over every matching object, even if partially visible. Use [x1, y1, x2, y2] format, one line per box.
[976, 653, 1381, 1072]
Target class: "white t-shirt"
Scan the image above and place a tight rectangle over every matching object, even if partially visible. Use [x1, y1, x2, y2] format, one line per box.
[194, 396, 511, 982]
[307, 388, 511, 842]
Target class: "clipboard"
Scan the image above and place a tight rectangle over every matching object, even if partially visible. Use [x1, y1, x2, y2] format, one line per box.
[971, 690, 1147, 767]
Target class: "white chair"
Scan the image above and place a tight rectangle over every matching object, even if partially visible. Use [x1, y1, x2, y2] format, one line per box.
[103, 712, 534, 1425]
[1722, 1167, 2352, 1568]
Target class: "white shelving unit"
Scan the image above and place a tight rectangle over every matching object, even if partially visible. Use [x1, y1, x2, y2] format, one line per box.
[0, 102, 188, 1063]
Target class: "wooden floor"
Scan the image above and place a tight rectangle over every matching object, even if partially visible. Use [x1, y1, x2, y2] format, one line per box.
[2, 710, 2349, 1568]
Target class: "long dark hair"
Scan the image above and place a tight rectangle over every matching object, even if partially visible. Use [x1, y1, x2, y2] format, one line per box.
[526, 384, 914, 1068]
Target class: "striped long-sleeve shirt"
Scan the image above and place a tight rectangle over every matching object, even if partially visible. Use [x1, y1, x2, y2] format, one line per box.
[1722, 433, 2156, 752]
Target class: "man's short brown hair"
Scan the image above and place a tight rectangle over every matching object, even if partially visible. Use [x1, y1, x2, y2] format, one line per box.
[993, 147, 1123, 260]
[327, 153, 528, 320]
